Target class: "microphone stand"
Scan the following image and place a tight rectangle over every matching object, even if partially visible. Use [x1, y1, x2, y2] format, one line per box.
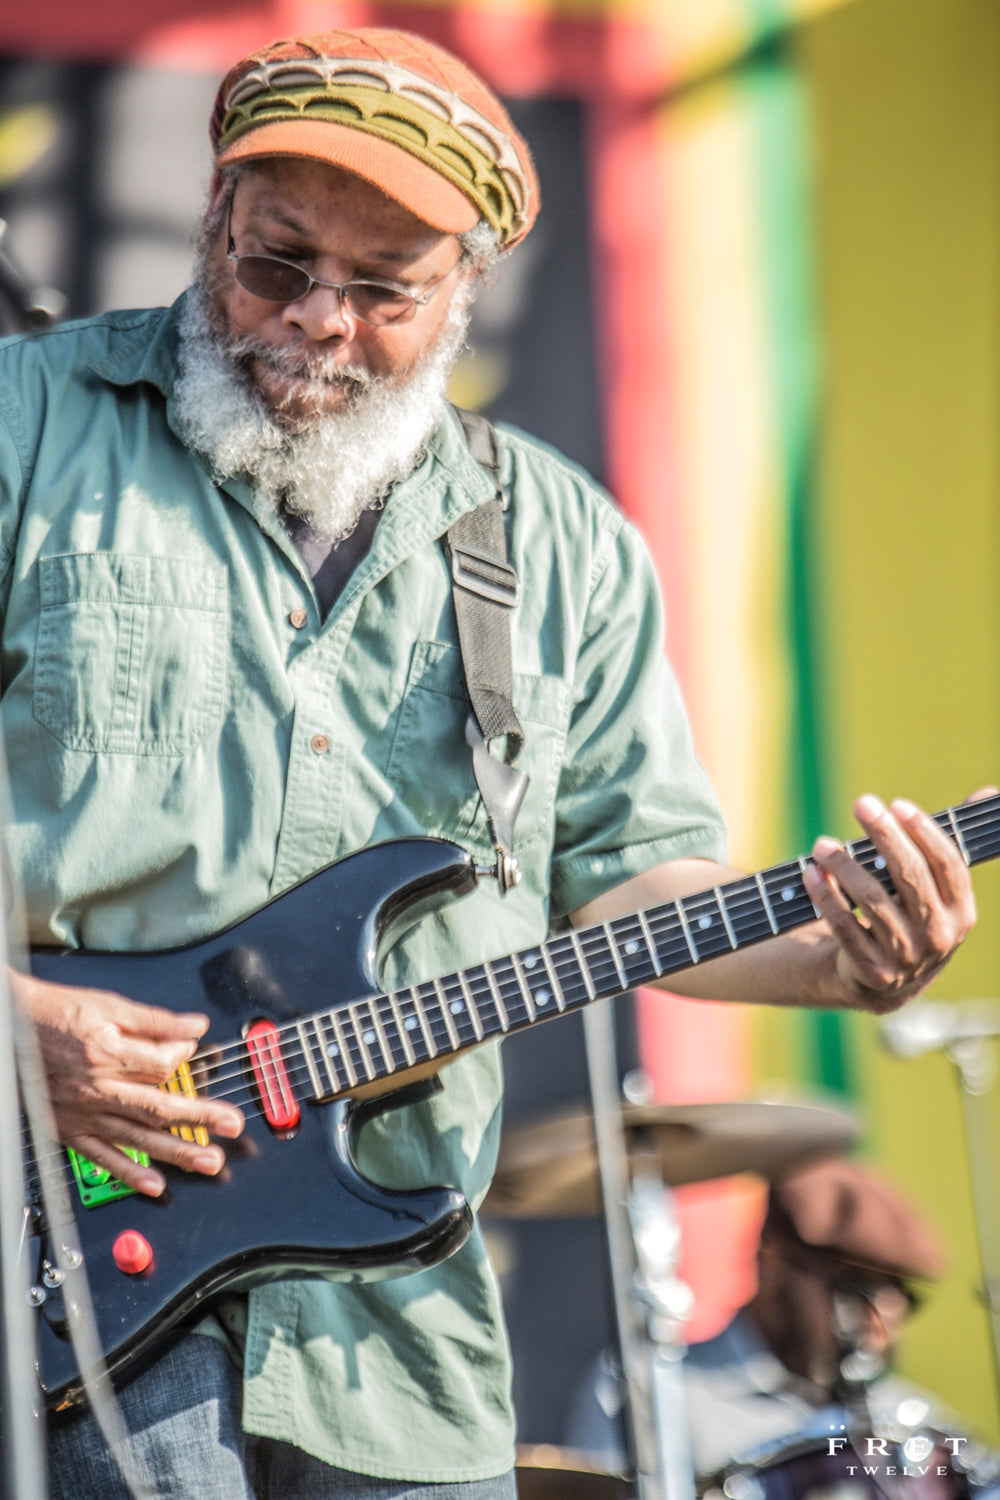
[947, 1031, 1000, 1411]
[881, 1002, 1000, 1416]
[582, 999, 697, 1500]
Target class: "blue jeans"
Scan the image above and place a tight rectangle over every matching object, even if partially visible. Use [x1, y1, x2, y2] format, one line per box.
[47, 1334, 517, 1499]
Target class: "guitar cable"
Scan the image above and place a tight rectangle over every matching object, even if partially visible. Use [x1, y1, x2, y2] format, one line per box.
[4, 830, 157, 1500]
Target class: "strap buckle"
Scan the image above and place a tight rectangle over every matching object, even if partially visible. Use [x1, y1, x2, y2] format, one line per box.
[450, 545, 521, 608]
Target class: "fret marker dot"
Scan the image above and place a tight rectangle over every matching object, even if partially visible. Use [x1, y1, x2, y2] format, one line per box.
[327, 1043, 340, 1058]
[404, 1017, 419, 1031]
[698, 915, 713, 930]
[536, 988, 551, 1007]
[523, 954, 538, 969]
[450, 1000, 464, 1015]
[874, 856, 887, 870]
[364, 1030, 376, 1046]
[781, 887, 796, 902]
[624, 941, 639, 955]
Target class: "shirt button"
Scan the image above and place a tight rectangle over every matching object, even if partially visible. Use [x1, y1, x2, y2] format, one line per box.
[310, 734, 330, 756]
[289, 608, 308, 629]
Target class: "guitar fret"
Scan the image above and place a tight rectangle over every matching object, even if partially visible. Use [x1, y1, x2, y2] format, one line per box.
[948, 807, 971, 865]
[637, 911, 662, 975]
[604, 924, 628, 989]
[798, 857, 821, 917]
[754, 872, 779, 935]
[549, 935, 588, 1008]
[569, 930, 595, 1000]
[423, 980, 456, 1048]
[295, 1020, 324, 1099]
[512, 966, 536, 1026]
[347, 1004, 377, 1081]
[409, 986, 438, 1059]
[512, 954, 542, 1026]
[333, 1010, 362, 1087]
[716, 889, 737, 950]
[762, 864, 813, 932]
[377, 995, 411, 1072]
[436, 975, 475, 1046]
[577, 929, 619, 999]
[681, 890, 734, 963]
[721, 876, 773, 948]
[456, 970, 484, 1041]
[646, 906, 704, 976]
[323, 1012, 357, 1090]
[433, 977, 461, 1051]
[395, 988, 433, 1063]
[539, 946, 565, 1012]
[387, 991, 416, 1067]
[366, 997, 395, 1076]
[482, 962, 510, 1031]
[675, 901, 700, 963]
[611, 916, 658, 987]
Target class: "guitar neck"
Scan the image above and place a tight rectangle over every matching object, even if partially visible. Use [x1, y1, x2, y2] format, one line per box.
[284, 796, 1000, 1103]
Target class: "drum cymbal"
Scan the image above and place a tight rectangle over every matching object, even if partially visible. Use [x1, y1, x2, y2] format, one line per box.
[485, 1099, 858, 1218]
[515, 1444, 627, 1498]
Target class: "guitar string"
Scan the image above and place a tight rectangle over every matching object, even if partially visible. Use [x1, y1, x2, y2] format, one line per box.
[70, 799, 1000, 1100]
[175, 795, 1000, 1094]
[22, 801, 1000, 1178]
[25, 796, 1000, 1122]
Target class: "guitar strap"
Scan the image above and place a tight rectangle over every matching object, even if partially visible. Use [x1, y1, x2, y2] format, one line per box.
[446, 406, 529, 893]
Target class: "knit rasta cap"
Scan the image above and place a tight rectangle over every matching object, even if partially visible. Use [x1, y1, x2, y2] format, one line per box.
[210, 29, 539, 248]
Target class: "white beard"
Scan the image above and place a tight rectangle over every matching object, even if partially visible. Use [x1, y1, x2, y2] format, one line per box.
[172, 265, 472, 541]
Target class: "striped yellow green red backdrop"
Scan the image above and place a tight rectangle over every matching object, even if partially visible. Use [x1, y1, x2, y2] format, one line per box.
[1, 0, 999, 1439]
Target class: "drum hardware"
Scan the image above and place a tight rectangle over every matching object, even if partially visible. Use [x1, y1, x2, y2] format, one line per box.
[703, 1425, 988, 1500]
[488, 1024, 860, 1500]
[515, 1444, 629, 1498]
[581, 998, 691, 1500]
[486, 1097, 859, 1220]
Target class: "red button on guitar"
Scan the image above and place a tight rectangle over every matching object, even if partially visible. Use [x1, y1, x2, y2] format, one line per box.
[112, 1231, 153, 1276]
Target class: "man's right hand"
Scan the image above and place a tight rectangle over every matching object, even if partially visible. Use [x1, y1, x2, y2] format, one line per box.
[10, 968, 245, 1196]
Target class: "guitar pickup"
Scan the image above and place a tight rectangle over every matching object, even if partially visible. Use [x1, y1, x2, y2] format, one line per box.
[162, 1059, 210, 1147]
[246, 1019, 300, 1136]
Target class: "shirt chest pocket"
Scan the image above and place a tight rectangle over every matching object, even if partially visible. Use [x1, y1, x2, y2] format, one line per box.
[33, 553, 228, 756]
[386, 639, 570, 855]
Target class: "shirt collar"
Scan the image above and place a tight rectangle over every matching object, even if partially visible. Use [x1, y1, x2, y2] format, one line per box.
[85, 296, 184, 397]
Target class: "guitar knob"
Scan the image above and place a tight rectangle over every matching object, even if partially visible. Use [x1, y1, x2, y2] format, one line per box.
[112, 1231, 153, 1276]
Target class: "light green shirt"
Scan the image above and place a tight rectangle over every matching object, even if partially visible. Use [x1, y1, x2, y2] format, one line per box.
[0, 299, 726, 1481]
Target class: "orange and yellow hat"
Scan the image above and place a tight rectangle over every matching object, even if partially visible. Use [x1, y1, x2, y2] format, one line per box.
[211, 29, 539, 248]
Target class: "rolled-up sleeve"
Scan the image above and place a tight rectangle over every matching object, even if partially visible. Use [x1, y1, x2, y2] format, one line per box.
[549, 514, 727, 918]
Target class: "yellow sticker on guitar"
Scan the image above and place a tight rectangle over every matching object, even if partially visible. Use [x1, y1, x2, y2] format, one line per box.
[162, 1059, 210, 1147]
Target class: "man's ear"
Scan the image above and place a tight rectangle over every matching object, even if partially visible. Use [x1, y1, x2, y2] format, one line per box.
[208, 168, 228, 216]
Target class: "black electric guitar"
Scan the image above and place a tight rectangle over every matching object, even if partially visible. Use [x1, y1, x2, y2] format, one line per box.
[25, 795, 1000, 1409]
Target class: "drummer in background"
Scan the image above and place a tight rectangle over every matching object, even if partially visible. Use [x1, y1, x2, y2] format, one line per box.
[567, 1157, 976, 1479]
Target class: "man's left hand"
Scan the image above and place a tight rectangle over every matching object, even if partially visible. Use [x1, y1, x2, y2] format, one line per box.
[803, 793, 980, 1014]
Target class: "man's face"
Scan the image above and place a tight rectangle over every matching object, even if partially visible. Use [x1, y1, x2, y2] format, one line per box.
[207, 157, 469, 426]
[752, 1238, 914, 1395]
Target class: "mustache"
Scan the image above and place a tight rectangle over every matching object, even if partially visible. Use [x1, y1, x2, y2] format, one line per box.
[225, 333, 376, 392]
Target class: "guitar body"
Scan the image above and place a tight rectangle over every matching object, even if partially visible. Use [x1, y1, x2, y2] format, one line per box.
[28, 837, 479, 1410]
[25, 792, 1000, 1410]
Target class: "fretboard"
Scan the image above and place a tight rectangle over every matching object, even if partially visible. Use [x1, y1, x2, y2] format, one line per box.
[290, 795, 1000, 1102]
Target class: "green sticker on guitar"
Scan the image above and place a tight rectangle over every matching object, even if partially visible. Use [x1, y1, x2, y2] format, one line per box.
[67, 1146, 150, 1207]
